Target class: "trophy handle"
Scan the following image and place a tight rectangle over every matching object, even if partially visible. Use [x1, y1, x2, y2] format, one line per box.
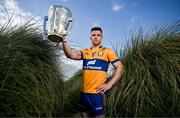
[68, 18, 73, 32]
[43, 16, 48, 40]
[63, 18, 73, 36]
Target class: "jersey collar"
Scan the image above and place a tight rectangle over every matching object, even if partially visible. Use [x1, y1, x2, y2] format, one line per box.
[90, 45, 103, 50]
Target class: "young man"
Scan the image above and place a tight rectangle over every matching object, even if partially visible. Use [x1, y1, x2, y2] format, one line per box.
[62, 27, 124, 118]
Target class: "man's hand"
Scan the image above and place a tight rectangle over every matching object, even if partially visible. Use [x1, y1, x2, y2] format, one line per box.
[96, 83, 112, 94]
[62, 36, 68, 42]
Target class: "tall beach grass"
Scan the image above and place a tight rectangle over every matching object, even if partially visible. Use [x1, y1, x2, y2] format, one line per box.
[106, 21, 180, 117]
[0, 23, 65, 117]
[63, 70, 82, 117]
[0, 14, 179, 117]
[60, 21, 180, 117]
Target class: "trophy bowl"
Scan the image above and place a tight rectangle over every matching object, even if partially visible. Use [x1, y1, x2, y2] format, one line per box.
[47, 5, 72, 42]
[48, 34, 64, 42]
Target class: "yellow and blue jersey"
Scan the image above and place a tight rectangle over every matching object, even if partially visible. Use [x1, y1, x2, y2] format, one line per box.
[80, 46, 120, 93]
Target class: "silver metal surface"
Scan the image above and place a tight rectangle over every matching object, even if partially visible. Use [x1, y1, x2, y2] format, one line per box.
[47, 5, 72, 42]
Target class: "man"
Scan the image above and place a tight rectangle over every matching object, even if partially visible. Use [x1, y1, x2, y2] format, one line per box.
[62, 27, 124, 118]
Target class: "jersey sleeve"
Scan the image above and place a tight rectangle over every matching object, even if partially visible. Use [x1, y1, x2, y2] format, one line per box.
[80, 49, 85, 60]
[107, 48, 120, 64]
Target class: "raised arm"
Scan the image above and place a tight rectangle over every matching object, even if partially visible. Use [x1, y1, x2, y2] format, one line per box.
[62, 41, 82, 60]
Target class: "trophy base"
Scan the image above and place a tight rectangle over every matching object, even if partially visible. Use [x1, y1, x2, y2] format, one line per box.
[48, 34, 64, 42]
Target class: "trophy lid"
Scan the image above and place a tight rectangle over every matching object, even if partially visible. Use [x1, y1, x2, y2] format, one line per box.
[49, 5, 72, 18]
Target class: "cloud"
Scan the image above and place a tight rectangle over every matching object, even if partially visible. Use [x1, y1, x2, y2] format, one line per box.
[0, 0, 81, 80]
[57, 49, 82, 80]
[0, 0, 41, 27]
[112, 3, 123, 12]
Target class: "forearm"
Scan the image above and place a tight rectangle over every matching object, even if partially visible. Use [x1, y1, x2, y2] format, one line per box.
[96, 64, 124, 93]
[62, 41, 82, 60]
[62, 41, 73, 58]
[107, 65, 124, 87]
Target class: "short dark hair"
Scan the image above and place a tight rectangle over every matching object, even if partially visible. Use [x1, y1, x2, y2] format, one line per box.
[91, 27, 102, 34]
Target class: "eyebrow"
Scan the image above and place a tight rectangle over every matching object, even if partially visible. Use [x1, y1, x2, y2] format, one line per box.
[92, 34, 101, 36]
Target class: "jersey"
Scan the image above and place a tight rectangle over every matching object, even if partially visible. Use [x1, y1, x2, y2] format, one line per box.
[80, 46, 120, 93]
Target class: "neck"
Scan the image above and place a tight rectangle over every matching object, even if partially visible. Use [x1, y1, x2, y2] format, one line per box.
[91, 44, 101, 49]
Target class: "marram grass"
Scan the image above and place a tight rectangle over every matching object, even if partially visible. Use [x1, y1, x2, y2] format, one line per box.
[0, 20, 179, 117]
[63, 70, 82, 117]
[61, 22, 180, 117]
[0, 23, 65, 117]
[106, 22, 180, 117]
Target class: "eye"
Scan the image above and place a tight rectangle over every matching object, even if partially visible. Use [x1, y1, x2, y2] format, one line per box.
[92, 34, 96, 37]
[92, 34, 101, 37]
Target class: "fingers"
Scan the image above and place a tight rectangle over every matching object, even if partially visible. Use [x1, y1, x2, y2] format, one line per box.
[96, 88, 104, 93]
[96, 85, 106, 94]
[96, 84, 112, 94]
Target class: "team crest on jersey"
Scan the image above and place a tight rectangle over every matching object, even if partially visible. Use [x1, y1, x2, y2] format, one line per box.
[98, 52, 104, 56]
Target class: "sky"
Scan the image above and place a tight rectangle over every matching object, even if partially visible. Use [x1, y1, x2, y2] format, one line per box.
[0, 0, 180, 79]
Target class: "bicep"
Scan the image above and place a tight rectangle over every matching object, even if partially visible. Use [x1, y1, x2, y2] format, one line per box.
[112, 61, 123, 71]
[71, 50, 82, 60]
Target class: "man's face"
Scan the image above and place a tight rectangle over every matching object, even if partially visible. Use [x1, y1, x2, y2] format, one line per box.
[90, 30, 103, 46]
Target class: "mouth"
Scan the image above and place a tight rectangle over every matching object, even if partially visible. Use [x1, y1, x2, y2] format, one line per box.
[94, 40, 100, 43]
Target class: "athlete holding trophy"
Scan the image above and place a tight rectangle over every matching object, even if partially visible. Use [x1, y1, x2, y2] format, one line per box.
[44, 5, 124, 118]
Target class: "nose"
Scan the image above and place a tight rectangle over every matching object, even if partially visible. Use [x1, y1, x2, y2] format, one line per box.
[94, 35, 99, 38]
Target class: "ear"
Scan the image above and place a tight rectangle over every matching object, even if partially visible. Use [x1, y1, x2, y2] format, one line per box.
[102, 35, 104, 40]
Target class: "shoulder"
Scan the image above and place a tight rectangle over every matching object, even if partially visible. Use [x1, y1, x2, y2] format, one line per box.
[102, 47, 114, 53]
[81, 48, 89, 52]
[80, 48, 90, 58]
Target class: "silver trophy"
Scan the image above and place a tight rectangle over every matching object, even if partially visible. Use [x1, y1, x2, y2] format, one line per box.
[43, 5, 72, 42]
